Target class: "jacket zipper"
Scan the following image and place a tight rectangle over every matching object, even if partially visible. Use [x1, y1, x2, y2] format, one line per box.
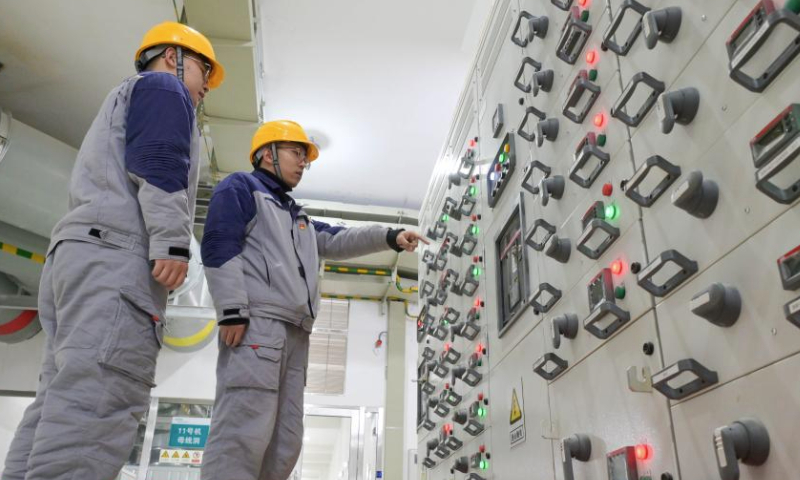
[290, 222, 315, 319]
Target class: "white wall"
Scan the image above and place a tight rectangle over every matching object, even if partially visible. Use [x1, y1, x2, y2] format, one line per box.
[306, 300, 387, 409]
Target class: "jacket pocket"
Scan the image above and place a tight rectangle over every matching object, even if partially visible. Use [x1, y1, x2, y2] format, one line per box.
[225, 337, 284, 390]
[98, 287, 165, 387]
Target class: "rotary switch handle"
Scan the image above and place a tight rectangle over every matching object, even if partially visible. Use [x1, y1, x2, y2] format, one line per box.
[714, 418, 770, 480]
[561, 434, 592, 480]
[551, 313, 579, 349]
[452, 456, 469, 473]
[643, 6, 682, 49]
[539, 175, 565, 206]
[658, 87, 700, 134]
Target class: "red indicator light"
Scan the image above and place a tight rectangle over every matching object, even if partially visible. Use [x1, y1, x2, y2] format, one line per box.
[611, 259, 624, 275]
[586, 49, 597, 65]
[635, 444, 651, 461]
[474, 298, 482, 308]
[593, 113, 606, 128]
[478, 393, 484, 401]
[445, 383, 450, 389]
[602, 183, 613, 196]
[444, 343, 451, 351]
[479, 444, 486, 453]
[469, 139, 477, 148]
[577, 0, 589, 6]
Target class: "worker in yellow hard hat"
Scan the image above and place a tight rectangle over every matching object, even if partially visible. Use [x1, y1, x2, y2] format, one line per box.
[199, 120, 427, 480]
[2, 22, 224, 480]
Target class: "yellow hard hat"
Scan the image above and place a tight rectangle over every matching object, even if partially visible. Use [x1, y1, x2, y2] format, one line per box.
[135, 21, 225, 89]
[250, 120, 320, 164]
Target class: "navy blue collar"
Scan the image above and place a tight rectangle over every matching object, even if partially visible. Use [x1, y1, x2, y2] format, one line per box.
[253, 168, 291, 194]
[252, 168, 302, 218]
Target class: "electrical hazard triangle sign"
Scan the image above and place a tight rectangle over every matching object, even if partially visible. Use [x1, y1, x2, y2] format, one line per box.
[172, 451, 181, 459]
[160, 450, 169, 460]
[182, 451, 191, 459]
[510, 388, 522, 424]
[508, 378, 526, 448]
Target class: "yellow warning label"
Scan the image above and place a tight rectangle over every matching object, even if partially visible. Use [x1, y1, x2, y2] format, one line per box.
[172, 451, 180, 459]
[510, 388, 522, 424]
[182, 451, 190, 459]
[160, 451, 169, 460]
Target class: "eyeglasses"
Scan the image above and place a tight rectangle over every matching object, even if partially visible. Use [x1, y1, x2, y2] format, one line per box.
[278, 146, 311, 170]
[184, 53, 212, 83]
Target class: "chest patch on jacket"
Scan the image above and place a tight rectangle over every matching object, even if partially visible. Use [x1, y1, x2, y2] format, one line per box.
[299, 221, 307, 230]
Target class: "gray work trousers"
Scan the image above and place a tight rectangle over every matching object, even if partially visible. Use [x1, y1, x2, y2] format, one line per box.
[201, 318, 309, 480]
[2, 240, 166, 480]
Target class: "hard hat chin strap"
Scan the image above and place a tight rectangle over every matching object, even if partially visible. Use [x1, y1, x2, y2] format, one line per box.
[176, 46, 184, 83]
[270, 143, 285, 182]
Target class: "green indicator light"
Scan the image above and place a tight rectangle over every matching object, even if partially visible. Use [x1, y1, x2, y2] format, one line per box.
[588, 69, 598, 82]
[471, 225, 480, 235]
[604, 203, 619, 220]
[475, 312, 481, 320]
[615, 285, 626, 300]
[443, 320, 449, 326]
[597, 134, 607, 147]
[499, 153, 507, 163]
[581, 10, 590, 22]
[787, 0, 800, 13]
[441, 214, 449, 222]
[469, 186, 477, 197]
[473, 266, 482, 277]
[478, 407, 486, 417]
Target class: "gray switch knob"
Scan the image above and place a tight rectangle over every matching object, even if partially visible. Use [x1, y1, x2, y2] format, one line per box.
[453, 409, 468, 425]
[714, 418, 770, 480]
[545, 235, 571, 264]
[530, 15, 549, 39]
[536, 118, 560, 147]
[452, 456, 469, 473]
[658, 87, 700, 134]
[539, 175, 565, 206]
[448, 172, 463, 187]
[643, 6, 682, 49]
[532, 69, 554, 96]
[691, 283, 742, 327]
[551, 313, 579, 349]
[426, 438, 439, 455]
[561, 434, 592, 480]
[671, 170, 718, 218]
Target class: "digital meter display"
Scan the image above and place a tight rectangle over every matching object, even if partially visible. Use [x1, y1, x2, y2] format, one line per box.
[587, 268, 614, 311]
[779, 245, 800, 290]
[751, 104, 800, 168]
[727, 7, 763, 54]
[581, 201, 605, 229]
[606, 447, 637, 480]
[727, 1, 777, 54]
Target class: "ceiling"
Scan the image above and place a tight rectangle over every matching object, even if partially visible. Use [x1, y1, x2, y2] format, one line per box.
[0, 0, 177, 148]
[0, 0, 490, 210]
[258, 0, 489, 210]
